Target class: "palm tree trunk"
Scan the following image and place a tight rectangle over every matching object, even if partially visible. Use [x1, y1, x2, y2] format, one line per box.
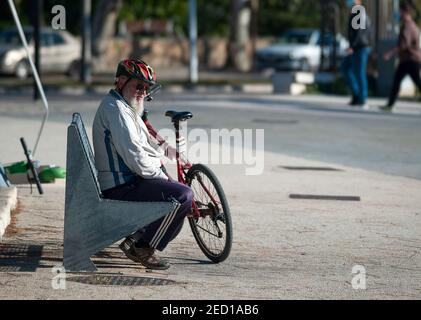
[92, 0, 123, 57]
[229, 0, 252, 72]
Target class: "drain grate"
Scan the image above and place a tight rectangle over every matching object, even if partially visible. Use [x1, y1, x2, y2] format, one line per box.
[289, 194, 361, 201]
[0, 266, 21, 272]
[0, 243, 43, 272]
[280, 166, 343, 172]
[67, 275, 176, 286]
[253, 119, 298, 125]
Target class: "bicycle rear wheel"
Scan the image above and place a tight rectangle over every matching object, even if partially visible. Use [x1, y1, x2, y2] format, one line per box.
[186, 164, 232, 263]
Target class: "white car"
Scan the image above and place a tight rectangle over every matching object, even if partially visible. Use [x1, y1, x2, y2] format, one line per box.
[256, 29, 349, 72]
[0, 27, 81, 79]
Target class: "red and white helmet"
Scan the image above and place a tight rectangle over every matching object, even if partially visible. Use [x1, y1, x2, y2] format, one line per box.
[115, 58, 157, 85]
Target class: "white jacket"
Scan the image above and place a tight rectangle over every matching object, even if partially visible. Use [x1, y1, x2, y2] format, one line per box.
[93, 89, 168, 191]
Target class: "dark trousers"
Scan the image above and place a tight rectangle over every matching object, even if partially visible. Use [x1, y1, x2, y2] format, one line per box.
[103, 178, 193, 251]
[388, 60, 421, 107]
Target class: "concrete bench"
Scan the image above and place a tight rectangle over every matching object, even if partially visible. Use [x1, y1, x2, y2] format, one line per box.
[63, 113, 175, 272]
[0, 163, 17, 240]
[0, 163, 11, 188]
[271, 72, 315, 95]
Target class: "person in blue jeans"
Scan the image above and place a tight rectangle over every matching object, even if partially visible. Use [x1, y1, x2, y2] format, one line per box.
[341, 0, 372, 109]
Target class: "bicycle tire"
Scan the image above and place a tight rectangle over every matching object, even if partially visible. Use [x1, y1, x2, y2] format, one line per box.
[186, 164, 232, 263]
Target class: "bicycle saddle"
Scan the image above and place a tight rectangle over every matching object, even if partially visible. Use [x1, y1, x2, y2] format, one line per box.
[165, 110, 193, 122]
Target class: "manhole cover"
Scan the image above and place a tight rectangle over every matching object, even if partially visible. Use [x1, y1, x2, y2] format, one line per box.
[280, 166, 343, 172]
[253, 119, 298, 125]
[67, 275, 176, 286]
[289, 194, 361, 201]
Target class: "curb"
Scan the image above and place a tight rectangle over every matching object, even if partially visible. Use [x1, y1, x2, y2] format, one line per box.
[0, 186, 18, 240]
[0, 84, 274, 96]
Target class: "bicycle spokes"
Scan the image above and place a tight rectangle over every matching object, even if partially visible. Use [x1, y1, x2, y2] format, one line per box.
[192, 214, 226, 250]
[191, 172, 221, 211]
[189, 172, 228, 254]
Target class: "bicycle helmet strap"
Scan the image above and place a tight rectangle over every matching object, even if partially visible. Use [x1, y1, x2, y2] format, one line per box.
[117, 77, 131, 95]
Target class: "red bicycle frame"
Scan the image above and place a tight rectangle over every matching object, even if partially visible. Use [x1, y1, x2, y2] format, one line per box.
[142, 114, 221, 219]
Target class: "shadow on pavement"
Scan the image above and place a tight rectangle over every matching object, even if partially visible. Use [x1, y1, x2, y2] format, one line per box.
[164, 256, 214, 265]
[0, 243, 44, 272]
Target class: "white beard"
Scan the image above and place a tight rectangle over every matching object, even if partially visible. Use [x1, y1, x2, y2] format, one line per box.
[128, 97, 144, 115]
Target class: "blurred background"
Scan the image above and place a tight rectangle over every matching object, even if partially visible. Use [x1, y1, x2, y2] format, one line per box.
[0, 0, 420, 98]
[1, 1, 421, 300]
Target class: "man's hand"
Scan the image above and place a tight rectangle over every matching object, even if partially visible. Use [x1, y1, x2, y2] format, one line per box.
[164, 137, 187, 164]
[383, 47, 398, 61]
[160, 165, 173, 182]
[346, 47, 354, 55]
[383, 51, 393, 61]
[164, 143, 177, 161]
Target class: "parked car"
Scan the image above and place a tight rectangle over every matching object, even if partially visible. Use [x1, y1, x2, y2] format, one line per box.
[0, 27, 81, 79]
[256, 29, 349, 72]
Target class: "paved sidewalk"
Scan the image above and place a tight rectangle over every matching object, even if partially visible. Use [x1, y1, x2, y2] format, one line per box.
[0, 150, 420, 299]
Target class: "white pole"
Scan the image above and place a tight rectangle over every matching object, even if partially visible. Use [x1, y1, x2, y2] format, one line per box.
[189, 0, 198, 83]
[7, 0, 49, 157]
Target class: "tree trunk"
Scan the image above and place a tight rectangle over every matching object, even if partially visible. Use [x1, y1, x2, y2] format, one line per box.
[250, 0, 259, 71]
[92, 0, 123, 57]
[229, 0, 252, 72]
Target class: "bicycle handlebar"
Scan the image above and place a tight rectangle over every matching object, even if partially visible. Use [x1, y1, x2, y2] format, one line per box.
[145, 83, 162, 102]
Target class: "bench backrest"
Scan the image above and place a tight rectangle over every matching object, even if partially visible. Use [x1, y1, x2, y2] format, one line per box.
[71, 113, 102, 196]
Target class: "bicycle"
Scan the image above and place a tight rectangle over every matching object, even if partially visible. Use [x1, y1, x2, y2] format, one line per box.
[142, 109, 233, 263]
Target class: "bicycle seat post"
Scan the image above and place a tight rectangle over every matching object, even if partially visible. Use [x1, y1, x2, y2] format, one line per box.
[174, 120, 185, 157]
[164, 110, 193, 156]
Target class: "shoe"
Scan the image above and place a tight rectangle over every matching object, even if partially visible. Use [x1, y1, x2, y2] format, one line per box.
[349, 96, 359, 106]
[119, 237, 170, 270]
[379, 105, 393, 112]
[359, 103, 370, 111]
[119, 236, 139, 263]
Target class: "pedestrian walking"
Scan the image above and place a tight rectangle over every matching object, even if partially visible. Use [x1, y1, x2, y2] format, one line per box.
[341, 0, 372, 109]
[380, 3, 421, 112]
